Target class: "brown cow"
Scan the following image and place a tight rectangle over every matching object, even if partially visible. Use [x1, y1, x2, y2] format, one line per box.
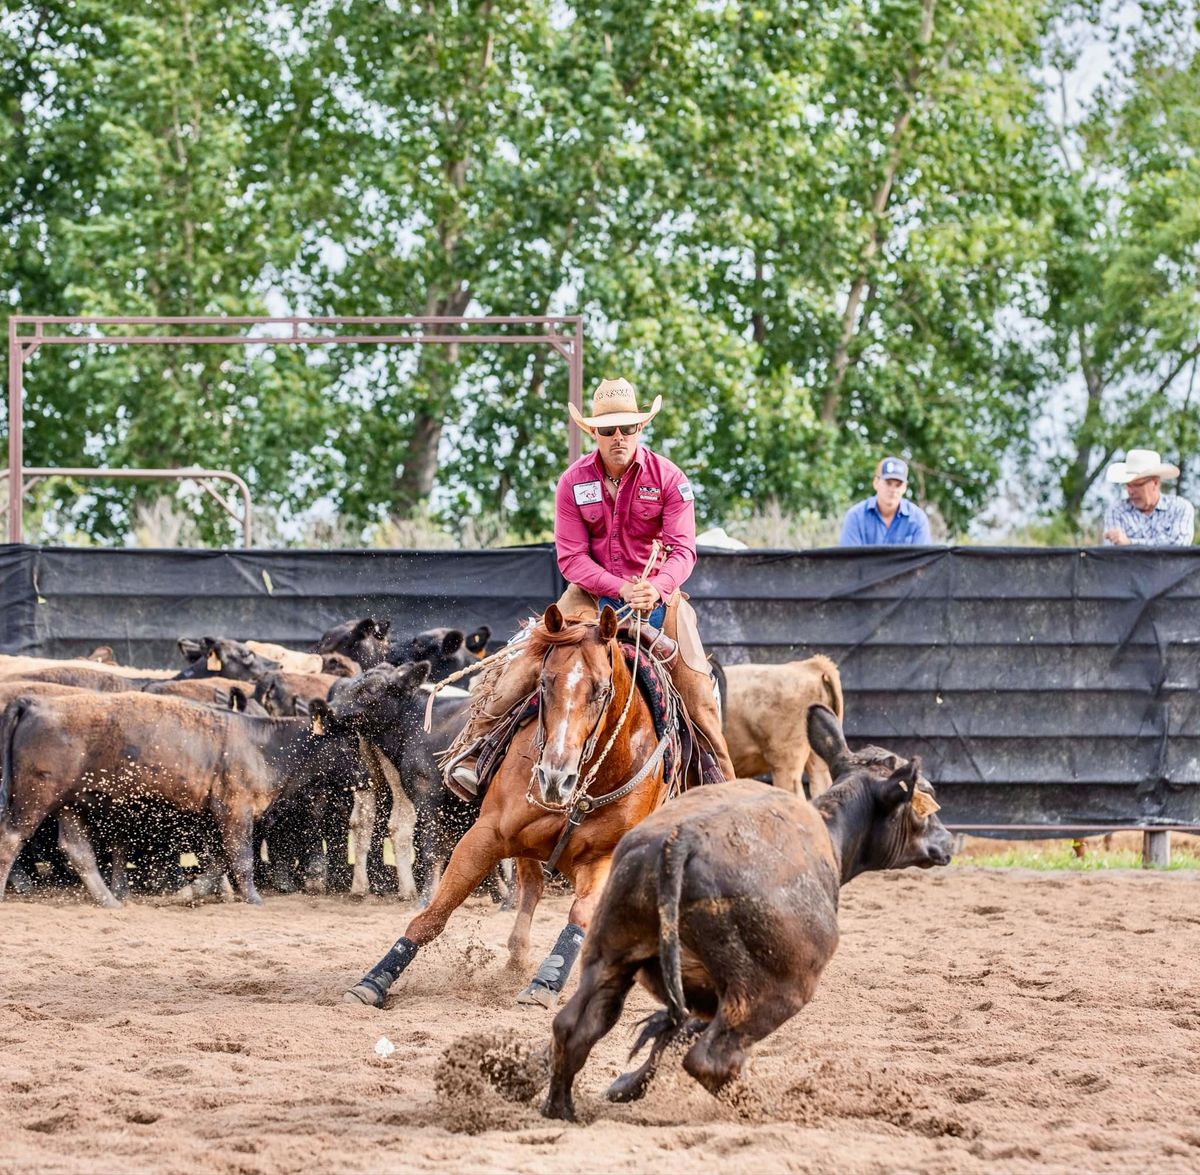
[722, 655, 844, 797]
[142, 677, 266, 714]
[0, 658, 174, 687]
[542, 703, 952, 1119]
[253, 671, 340, 718]
[0, 693, 334, 906]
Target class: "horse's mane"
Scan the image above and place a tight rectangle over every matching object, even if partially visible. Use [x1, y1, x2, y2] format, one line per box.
[525, 613, 604, 657]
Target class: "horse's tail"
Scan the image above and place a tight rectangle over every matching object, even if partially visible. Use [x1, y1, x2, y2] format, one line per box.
[657, 826, 691, 1026]
[0, 697, 30, 820]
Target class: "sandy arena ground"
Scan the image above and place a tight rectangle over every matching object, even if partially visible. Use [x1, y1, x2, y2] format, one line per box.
[3, 867, 1200, 1175]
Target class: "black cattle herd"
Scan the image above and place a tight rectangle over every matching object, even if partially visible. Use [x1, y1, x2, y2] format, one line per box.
[0, 614, 953, 1112]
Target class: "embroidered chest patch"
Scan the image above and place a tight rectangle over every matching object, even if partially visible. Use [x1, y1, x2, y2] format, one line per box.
[573, 480, 602, 506]
[637, 485, 661, 501]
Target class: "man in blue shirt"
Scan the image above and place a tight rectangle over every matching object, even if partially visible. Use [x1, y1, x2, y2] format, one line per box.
[839, 456, 933, 546]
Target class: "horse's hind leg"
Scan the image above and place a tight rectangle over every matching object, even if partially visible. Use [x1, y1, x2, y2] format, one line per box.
[343, 819, 503, 1008]
[506, 857, 545, 972]
[542, 956, 637, 1121]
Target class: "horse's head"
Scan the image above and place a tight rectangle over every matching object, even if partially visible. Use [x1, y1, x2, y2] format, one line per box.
[528, 603, 622, 808]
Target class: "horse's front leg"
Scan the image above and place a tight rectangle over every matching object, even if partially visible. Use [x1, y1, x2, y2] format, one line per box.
[343, 819, 505, 1007]
[516, 855, 612, 1009]
[506, 856, 546, 972]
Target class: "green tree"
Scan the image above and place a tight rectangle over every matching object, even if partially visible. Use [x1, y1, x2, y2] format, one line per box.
[1046, 0, 1200, 524]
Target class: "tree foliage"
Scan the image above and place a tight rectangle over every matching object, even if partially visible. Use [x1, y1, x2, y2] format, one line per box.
[2, 0, 1195, 544]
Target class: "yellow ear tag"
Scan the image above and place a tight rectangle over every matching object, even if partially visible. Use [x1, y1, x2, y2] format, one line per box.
[206, 650, 222, 671]
[312, 714, 325, 736]
[911, 789, 940, 818]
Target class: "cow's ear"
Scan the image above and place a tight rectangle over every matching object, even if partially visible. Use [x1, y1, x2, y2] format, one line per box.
[878, 758, 921, 811]
[466, 626, 491, 655]
[352, 618, 379, 642]
[227, 687, 249, 713]
[178, 637, 204, 663]
[205, 640, 223, 672]
[440, 630, 465, 656]
[807, 704, 850, 771]
[309, 698, 330, 736]
[395, 660, 432, 691]
[373, 618, 391, 639]
[544, 604, 564, 633]
[598, 605, 619, 641]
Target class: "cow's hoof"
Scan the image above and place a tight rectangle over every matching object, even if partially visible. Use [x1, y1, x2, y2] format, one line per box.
[539, 1094, 575, 1121]
[343, 984, 384, 1008]
[515, 981, 559, 1009]
[605, 1070, 651, 1103]
[99, 895, 123, 910]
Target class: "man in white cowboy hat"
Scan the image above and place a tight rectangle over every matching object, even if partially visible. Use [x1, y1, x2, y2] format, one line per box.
[1102, 448, 1195, 546]
[443, 377, 735, 794]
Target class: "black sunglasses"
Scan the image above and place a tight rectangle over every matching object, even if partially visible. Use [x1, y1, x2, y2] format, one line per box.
[595, 424, 641, 437]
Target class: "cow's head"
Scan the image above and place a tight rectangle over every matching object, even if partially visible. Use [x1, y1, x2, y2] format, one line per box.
[391, 625, 489, 680]
[309, 661, 431, 737]
[807, 703, 953, 881]
[320, 652, 361, 678]
[312, 617, 391, 670]
[255, 671, 328, 718]
[177, 637, 281, 682]
[225, 685, 268, 717]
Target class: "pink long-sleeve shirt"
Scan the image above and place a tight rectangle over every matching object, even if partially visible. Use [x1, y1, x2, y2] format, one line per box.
[554, 445, 697, 600]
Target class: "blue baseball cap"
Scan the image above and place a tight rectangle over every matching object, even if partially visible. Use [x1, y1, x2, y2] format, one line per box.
[878, 456, 908, 481]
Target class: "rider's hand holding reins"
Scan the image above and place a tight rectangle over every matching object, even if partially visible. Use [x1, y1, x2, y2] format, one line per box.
[620, 577, 660, 614]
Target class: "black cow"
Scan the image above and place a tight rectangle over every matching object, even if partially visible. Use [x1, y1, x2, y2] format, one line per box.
[313, 618, 391, 671]
[388, 626, 491, 682]
[310, 662, 477, 903]
[176, 637, 281, 682]
[542, 703, 954, 1119]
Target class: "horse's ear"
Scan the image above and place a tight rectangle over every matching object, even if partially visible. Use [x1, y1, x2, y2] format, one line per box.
[598, 605, 619, 641]
[544, 604, 564, 633]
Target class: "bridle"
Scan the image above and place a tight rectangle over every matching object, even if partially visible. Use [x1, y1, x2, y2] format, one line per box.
[524, 613, 641, 815]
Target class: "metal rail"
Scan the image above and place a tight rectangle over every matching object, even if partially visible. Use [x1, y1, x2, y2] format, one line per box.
[0, 467, 253, 547]
[6, 314, 586, 543]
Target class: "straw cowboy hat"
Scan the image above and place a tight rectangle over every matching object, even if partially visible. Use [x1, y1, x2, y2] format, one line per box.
[1106, 448, 1180, 484]
[568, 377, 662, 430]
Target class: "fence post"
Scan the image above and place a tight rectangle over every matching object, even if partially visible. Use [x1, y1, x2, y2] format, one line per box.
[1141, 831, 1170, 868]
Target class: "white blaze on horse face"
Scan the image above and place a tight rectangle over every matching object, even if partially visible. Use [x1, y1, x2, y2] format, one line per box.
[548, 660, 586, 763]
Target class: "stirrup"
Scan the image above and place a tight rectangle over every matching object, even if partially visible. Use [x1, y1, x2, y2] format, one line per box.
[450, 763, 479, 795]
[443, 743, 482, 800]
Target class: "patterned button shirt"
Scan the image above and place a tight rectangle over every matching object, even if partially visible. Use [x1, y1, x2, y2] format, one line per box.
[1103, 493, 1195, 546]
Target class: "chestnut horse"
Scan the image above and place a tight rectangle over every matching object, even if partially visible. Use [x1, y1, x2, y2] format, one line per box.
[344, 603, 676, 1009]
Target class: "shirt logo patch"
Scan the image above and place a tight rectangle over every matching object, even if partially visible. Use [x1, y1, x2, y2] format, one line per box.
[637, 485, 661, 501]
[678, 482, 694, 502]
[573, 480, 602, 506]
